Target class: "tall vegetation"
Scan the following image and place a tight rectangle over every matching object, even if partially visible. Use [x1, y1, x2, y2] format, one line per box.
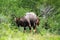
[0, 0, 60, 40]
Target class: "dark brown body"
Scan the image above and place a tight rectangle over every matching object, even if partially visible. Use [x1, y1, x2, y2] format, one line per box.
[15, 12, 40, 32]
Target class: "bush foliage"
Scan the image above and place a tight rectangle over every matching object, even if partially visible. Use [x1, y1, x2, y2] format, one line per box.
[0, 0, 60, 40]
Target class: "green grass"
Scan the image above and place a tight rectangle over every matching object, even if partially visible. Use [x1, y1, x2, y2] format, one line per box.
[0, 0, 60, 40]
[0, 29, 60, 40]
[0, 23, 60, 40]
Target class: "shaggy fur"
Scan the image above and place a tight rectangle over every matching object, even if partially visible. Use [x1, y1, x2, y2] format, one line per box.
[15, 12, 40, 32]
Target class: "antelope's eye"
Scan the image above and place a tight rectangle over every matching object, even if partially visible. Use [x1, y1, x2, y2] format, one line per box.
[21, 23, 23, 25]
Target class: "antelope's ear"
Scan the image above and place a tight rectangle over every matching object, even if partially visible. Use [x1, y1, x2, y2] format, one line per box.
[14, 17, 17, 22]
[37, 17, 40, 21]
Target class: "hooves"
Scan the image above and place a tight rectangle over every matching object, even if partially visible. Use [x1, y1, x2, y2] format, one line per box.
[33, 29, 36, 33]
[23, 30, 36, 33]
